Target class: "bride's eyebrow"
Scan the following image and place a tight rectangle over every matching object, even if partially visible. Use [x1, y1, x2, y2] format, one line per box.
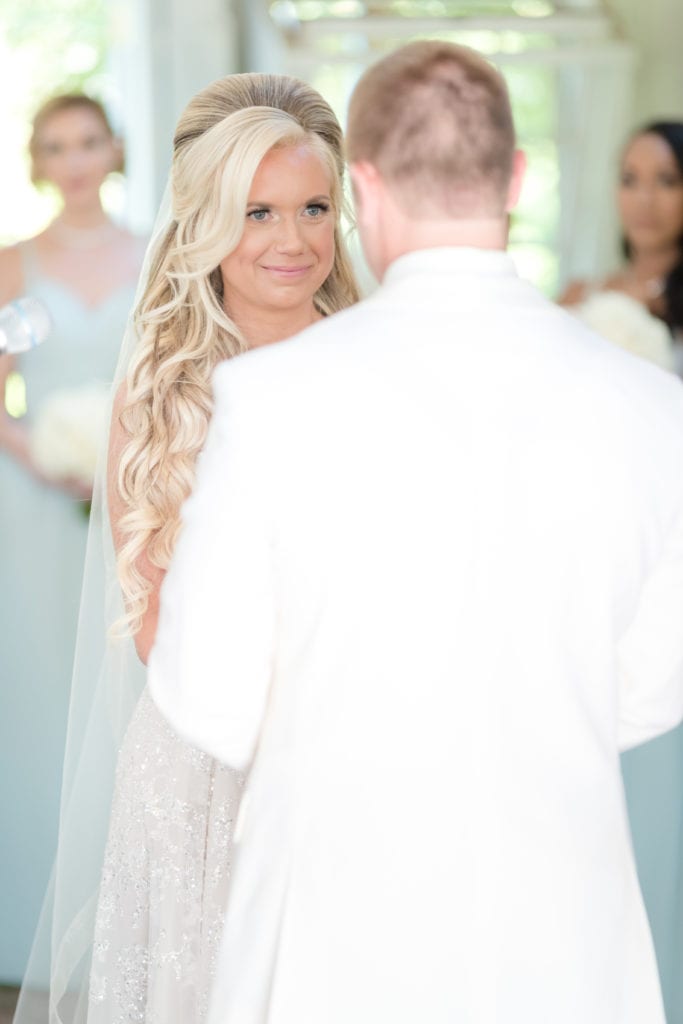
[247, 193, 332, 206]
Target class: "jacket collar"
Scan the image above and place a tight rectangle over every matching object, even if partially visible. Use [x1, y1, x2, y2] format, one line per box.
[383, 246, 518, 287]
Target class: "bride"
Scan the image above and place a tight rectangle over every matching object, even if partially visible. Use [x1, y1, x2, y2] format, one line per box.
[14, 72, 359, 1024]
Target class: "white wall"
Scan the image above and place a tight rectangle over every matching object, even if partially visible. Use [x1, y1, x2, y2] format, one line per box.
[613, 0, 683, 126]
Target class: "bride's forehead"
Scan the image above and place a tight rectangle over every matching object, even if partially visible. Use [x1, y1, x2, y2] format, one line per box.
[249, 145, 332, 195]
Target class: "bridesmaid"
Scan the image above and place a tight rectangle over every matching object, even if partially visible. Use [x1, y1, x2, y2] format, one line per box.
[0, 94, 144, 984]
[560, 121, 683, 371]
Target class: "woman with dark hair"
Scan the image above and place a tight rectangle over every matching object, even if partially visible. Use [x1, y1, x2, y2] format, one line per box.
[618, 121, 683, 346]
[562, 121, 683, 1023]
[561, 120, 683, 375]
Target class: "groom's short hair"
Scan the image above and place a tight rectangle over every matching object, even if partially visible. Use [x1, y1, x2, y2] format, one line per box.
[346, 40, 515, 216]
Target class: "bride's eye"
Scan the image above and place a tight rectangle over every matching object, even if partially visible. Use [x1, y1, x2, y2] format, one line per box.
[247, 208, 270, 222]
[304, 202, 330, 218]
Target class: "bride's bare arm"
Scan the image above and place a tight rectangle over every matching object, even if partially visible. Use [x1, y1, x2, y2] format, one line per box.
[108, 381, 166, 666]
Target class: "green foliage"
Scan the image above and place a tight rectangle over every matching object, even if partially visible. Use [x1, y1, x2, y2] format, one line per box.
[0, 0, 109, 108]
[272, 1, 557, 18]
[4, 371, 27, 419]
[0, 0, 113, 243]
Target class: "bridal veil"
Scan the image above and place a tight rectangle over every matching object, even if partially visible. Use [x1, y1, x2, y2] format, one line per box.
[13, 187, 173, 1024]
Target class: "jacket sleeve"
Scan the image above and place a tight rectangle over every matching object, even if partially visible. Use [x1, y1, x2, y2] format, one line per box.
[617, 505, 683, 750]
[148, 362, 276, 772]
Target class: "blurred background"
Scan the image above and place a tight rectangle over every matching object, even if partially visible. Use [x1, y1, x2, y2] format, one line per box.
[2, 0, 681, 294]
[1, 0, 682, 1000]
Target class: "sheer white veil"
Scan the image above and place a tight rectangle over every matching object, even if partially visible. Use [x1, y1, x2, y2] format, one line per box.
[13, 184, 173, 1024]
[12, 71, 361, 1022]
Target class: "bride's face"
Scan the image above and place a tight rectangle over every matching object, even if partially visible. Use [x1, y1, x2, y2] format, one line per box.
[618, 132, 683, 255]
[220, 144, 336, 327]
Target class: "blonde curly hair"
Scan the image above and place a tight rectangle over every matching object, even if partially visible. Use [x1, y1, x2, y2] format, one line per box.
[114, 73, 359, 635]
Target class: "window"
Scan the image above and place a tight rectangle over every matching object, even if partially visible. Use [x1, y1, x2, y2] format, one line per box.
[266, 0, 632, 295]
[0, 0, 118, 246]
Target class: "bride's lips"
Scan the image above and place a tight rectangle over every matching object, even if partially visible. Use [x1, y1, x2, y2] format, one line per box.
[261, 264, 313, 278]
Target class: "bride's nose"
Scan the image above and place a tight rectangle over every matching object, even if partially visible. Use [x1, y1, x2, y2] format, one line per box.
[273, 216, 306, 254]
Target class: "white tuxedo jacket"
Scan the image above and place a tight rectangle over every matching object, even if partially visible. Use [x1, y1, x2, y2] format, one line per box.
[149, 248, 683, 1024]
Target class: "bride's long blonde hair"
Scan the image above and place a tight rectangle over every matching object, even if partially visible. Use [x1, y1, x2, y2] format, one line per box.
[115, 73, 359, 635]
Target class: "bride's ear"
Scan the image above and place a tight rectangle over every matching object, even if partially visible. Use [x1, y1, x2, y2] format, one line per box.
[505, 149, 527, 213]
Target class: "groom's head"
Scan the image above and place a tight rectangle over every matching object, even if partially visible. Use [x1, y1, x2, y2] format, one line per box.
[346, 41, 524, 279]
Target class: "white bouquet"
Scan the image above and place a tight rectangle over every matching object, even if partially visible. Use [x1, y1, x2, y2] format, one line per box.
[29, 382, 111, 486]
[571, 290, 674, 372]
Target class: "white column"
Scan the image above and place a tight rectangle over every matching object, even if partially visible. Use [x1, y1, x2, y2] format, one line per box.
[108, 0, 240, 231]
[556, 45, 635, 284]
[240, 0, 286, 73]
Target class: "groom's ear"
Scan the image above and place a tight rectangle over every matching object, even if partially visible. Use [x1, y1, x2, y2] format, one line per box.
[505, 149, 526, 213]
[349, 161, 382, 225]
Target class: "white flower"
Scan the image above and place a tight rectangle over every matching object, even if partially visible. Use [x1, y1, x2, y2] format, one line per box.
[571, 290, 674, 372]
[30, 383, 111, 484]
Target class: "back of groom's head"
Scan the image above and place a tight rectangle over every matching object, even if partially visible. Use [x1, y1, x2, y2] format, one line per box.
[346, 40, 515, 218]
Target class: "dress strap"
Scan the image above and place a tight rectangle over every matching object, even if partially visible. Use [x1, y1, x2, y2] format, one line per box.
[17, 240, 41, 293]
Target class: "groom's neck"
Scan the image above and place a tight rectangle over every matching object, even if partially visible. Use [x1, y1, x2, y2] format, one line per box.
[395, 216, 509, 254]
[372, 214, 509, 282]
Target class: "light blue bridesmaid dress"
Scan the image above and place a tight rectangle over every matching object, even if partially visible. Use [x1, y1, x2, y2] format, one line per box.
[622, 724, 683, 1022]
[623, 324, 683, 1024]
[0, 243, 136, 984]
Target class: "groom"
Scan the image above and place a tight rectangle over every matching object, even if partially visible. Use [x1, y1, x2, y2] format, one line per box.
[149, 41, 683, 1023]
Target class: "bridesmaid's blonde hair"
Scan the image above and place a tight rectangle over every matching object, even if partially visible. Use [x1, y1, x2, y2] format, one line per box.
[115, 73, 359, 635]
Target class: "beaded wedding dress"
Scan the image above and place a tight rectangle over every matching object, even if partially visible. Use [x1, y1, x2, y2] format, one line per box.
[88, 690, 244, 1023]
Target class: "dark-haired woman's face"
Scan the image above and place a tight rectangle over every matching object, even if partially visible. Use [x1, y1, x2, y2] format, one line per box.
[34, 107, 118, 203]
[618, 133, 683, 255]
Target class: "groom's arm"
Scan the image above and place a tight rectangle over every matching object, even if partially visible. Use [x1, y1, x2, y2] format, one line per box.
[148, 361, 276, 771]
[617, 505, 683, 750]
